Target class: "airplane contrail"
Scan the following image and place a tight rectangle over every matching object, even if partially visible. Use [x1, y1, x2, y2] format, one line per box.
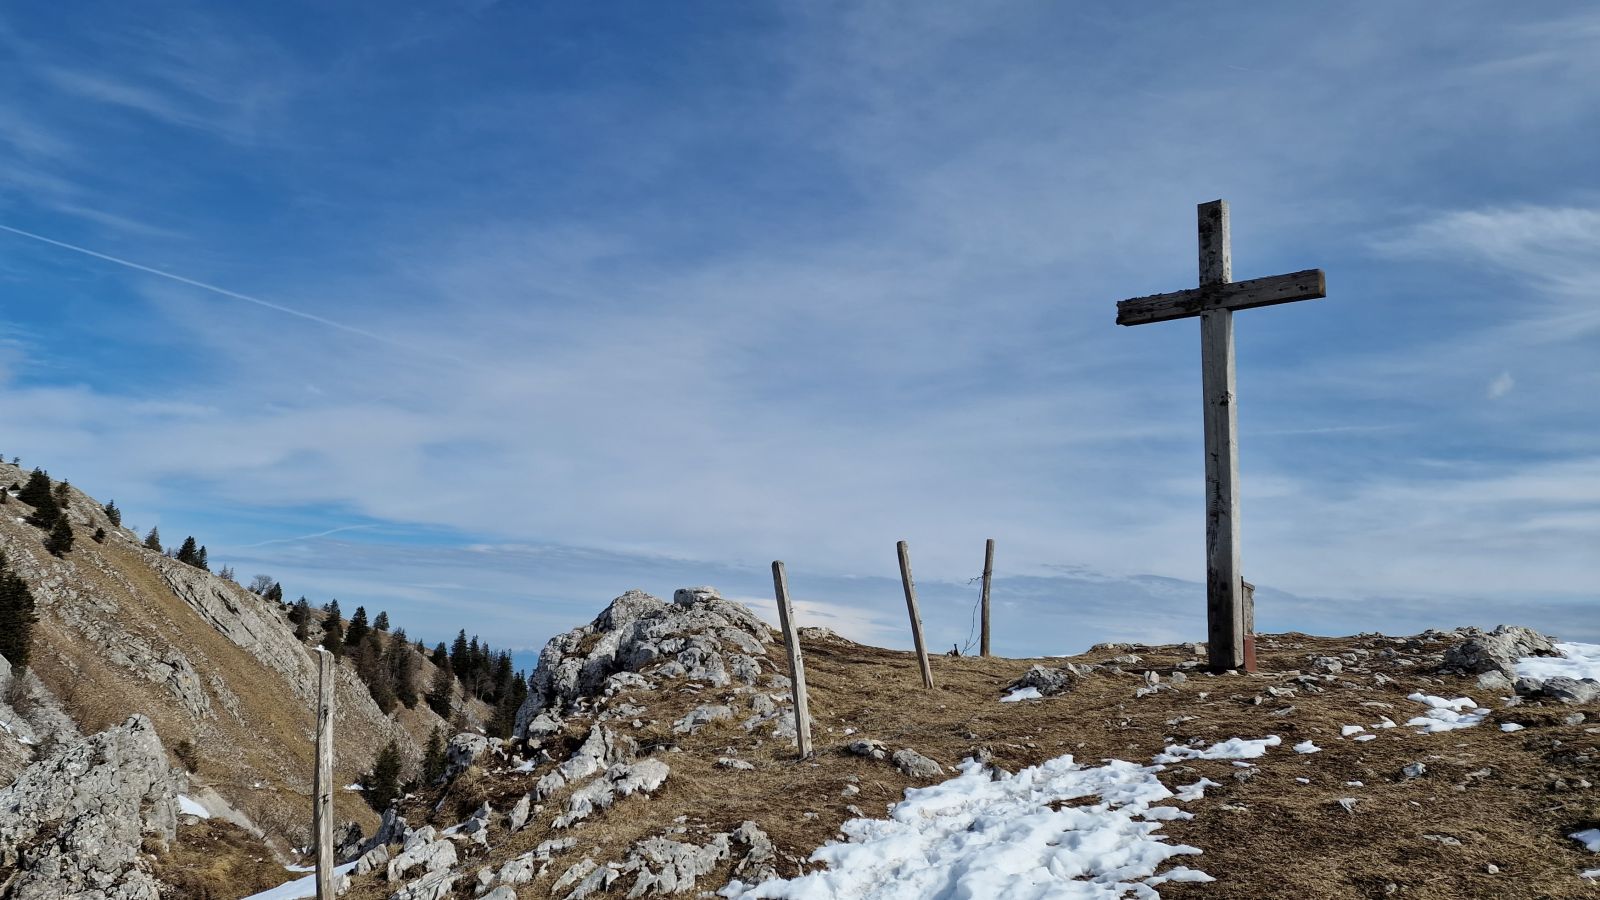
[0, 221, 414, 352]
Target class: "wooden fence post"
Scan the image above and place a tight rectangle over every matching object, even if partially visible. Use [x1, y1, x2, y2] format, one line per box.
[980, 538, 994, 657]
[896, 541, 935, 689]
[313, 648, 335, 899]
[770, 561, 813, 758]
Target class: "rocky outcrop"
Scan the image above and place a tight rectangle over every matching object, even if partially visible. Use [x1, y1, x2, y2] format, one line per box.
[514, 587, 774, 736]
[0, 715, 182, 900]
[1441, 626, 1556, 677]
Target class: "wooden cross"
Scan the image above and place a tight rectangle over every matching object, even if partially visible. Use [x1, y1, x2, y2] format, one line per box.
[1114, 200, 1327, 673]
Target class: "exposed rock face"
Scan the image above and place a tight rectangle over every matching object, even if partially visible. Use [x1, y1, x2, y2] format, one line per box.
[515, 587, 774, 736]
[1441, 626, 1557, 677]
[0, 715, 181, 900]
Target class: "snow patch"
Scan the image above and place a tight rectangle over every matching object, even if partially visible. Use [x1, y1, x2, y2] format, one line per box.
[177, 795, 210, 819]
[1500, 723, 1525, 733]
[722, 754, 1213, 898]
[999, 686, 1042, 703]
[1573, 829, 1600, 853]
[241, 862, 358, 900]
[1292, 741, 1321, 754]
[1515, 642, 1600, 683]
[1153, 735, 1280, 764]
[1404, 694, 1489, 733]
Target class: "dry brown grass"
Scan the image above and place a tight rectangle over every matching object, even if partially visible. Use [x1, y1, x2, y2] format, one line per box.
[151, 819, 292, 900]
[334, 628, 1600, 899]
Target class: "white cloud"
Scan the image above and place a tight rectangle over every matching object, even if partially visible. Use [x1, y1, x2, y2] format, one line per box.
[1487, 371, 1515, 399]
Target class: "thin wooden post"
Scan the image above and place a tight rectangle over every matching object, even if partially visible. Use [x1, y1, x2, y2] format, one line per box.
[979, 538, 994, 657]
[896, 541, 935, 689]
[313, 648, 335, 899]
[770, 561, 813, 758]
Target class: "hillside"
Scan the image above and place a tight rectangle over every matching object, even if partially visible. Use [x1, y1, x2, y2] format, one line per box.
[244, 588, 1599, 900]
[0, 460, 480, 859]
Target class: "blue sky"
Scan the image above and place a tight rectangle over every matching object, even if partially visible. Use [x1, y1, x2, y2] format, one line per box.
[2, 2, 1597, 664]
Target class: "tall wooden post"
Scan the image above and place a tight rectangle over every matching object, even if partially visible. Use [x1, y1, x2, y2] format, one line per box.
[896, 541, 935, 689]
[1197, 200, 1245, 672]
[979, 539, 994, 657]
[313, 648, 335, 899]
[770, 561, 813, 758]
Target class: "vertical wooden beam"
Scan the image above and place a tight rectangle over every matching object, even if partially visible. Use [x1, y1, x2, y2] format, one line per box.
[770, 561, 813, 758]
[1198, 200, 1245, 672]
[979, 539, 994, 657]
[896, 541, 935, 689]
[313, 648, 336, 899]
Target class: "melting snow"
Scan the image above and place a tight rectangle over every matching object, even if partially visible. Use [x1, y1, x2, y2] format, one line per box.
[1515, 642, 1600, 683]
[1500, 723, 1525, 733]
[1405, 694, 1489, 733]
[177, 795, 210, 819]
[241, 863, 358, 900]
[722, 753, 1217, 898]
[1152, 736, 1280, 764]
[1000, 686, 1042, 703]
[342, 783, 364, 791]
[1340, 726, 1364, 737]
[1353, 734, 1377, 743]
[1573, 829, 1600, 853]
[1292, 741, 1321, 754]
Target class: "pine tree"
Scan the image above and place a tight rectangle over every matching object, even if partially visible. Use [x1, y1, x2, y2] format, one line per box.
[197, 547, 210, 572]
[0, 553, 39, 670]
[355, 635, 396, 713]
[291, 597, 313, 642]
[44, 518, 74, 557]
[373, 610, 389, 631]
[345, 606, 370, 649]
[320, 604, 345, 657]
[21, 472, 60, 530]
[365, 739, 403, 812]
[17, 469, 52, 508]
[390, 632, 419, 709]
[450, 630, 469, 673]
[176, 537, 200, 567]
[421, 727, 446, 784]
[430, 642, 448, 666]
[265, 582, 284, 605]
[92, 527, 106, 543]
[0, 489, 9, 504]
[143, 527, 162, 552]
[102, 500, 121, 526]
[427, 654, 454, 718]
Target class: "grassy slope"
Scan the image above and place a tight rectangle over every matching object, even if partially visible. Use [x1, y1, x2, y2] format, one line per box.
[343, 630, 1599, 900]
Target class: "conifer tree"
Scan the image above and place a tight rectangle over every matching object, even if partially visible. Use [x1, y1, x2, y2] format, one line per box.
[92, 527, 106, 543]
[197, 547, 209, 572]
[0, 553, 39, 670]
[0, 489, 9, 504]
[291, 596, 313, 642]
[373, 610, 389, 631]
[320, 603, 345, 657]
[365, 739, 403, 812]
[143, 527, 162, 552]
[176, 537, 200, 567]
[44, 518, 73, 557]
[265, 582, 284, 604]
[389, 631, 419, 709]
[421, 728, 446, 784]
[356, 635, 396, 713]
[427, 654, 454, 718]
[345, 606, 370, 649]
[17, 469, 52, 508]
[102, 500, 121, 527]
[450, 630, 469, 672]
[431, 642, 448, 666]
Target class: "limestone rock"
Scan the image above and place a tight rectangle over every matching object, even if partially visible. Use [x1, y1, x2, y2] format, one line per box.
[445, 732, 490, 780]
[391, 870, 457, 900]
[0, 715, 181, 900]
[673, 704, 734, 734]
[387, 838, 457, 883]
[1006, 665, 1080, 698]
[892, 748, 943, 779]
[514, 588, 774, 736]
[848, 738, 888, 760]
[1441, 626, 1556, 677]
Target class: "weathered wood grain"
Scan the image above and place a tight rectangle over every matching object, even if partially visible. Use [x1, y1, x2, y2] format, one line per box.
[1115, 268, 1325, 325]
[770, 561, 814, 758]
[1201, 307, 1245, 672]
[896, 541, 935, 689]
[313, 649, 335, 899]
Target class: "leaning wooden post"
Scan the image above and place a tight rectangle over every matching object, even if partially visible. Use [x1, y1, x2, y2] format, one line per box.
[896, 541, 935, 689]
[313, 648, 336, 899]
[979, 538, 994, 657]
[770, 561, 813, 758]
